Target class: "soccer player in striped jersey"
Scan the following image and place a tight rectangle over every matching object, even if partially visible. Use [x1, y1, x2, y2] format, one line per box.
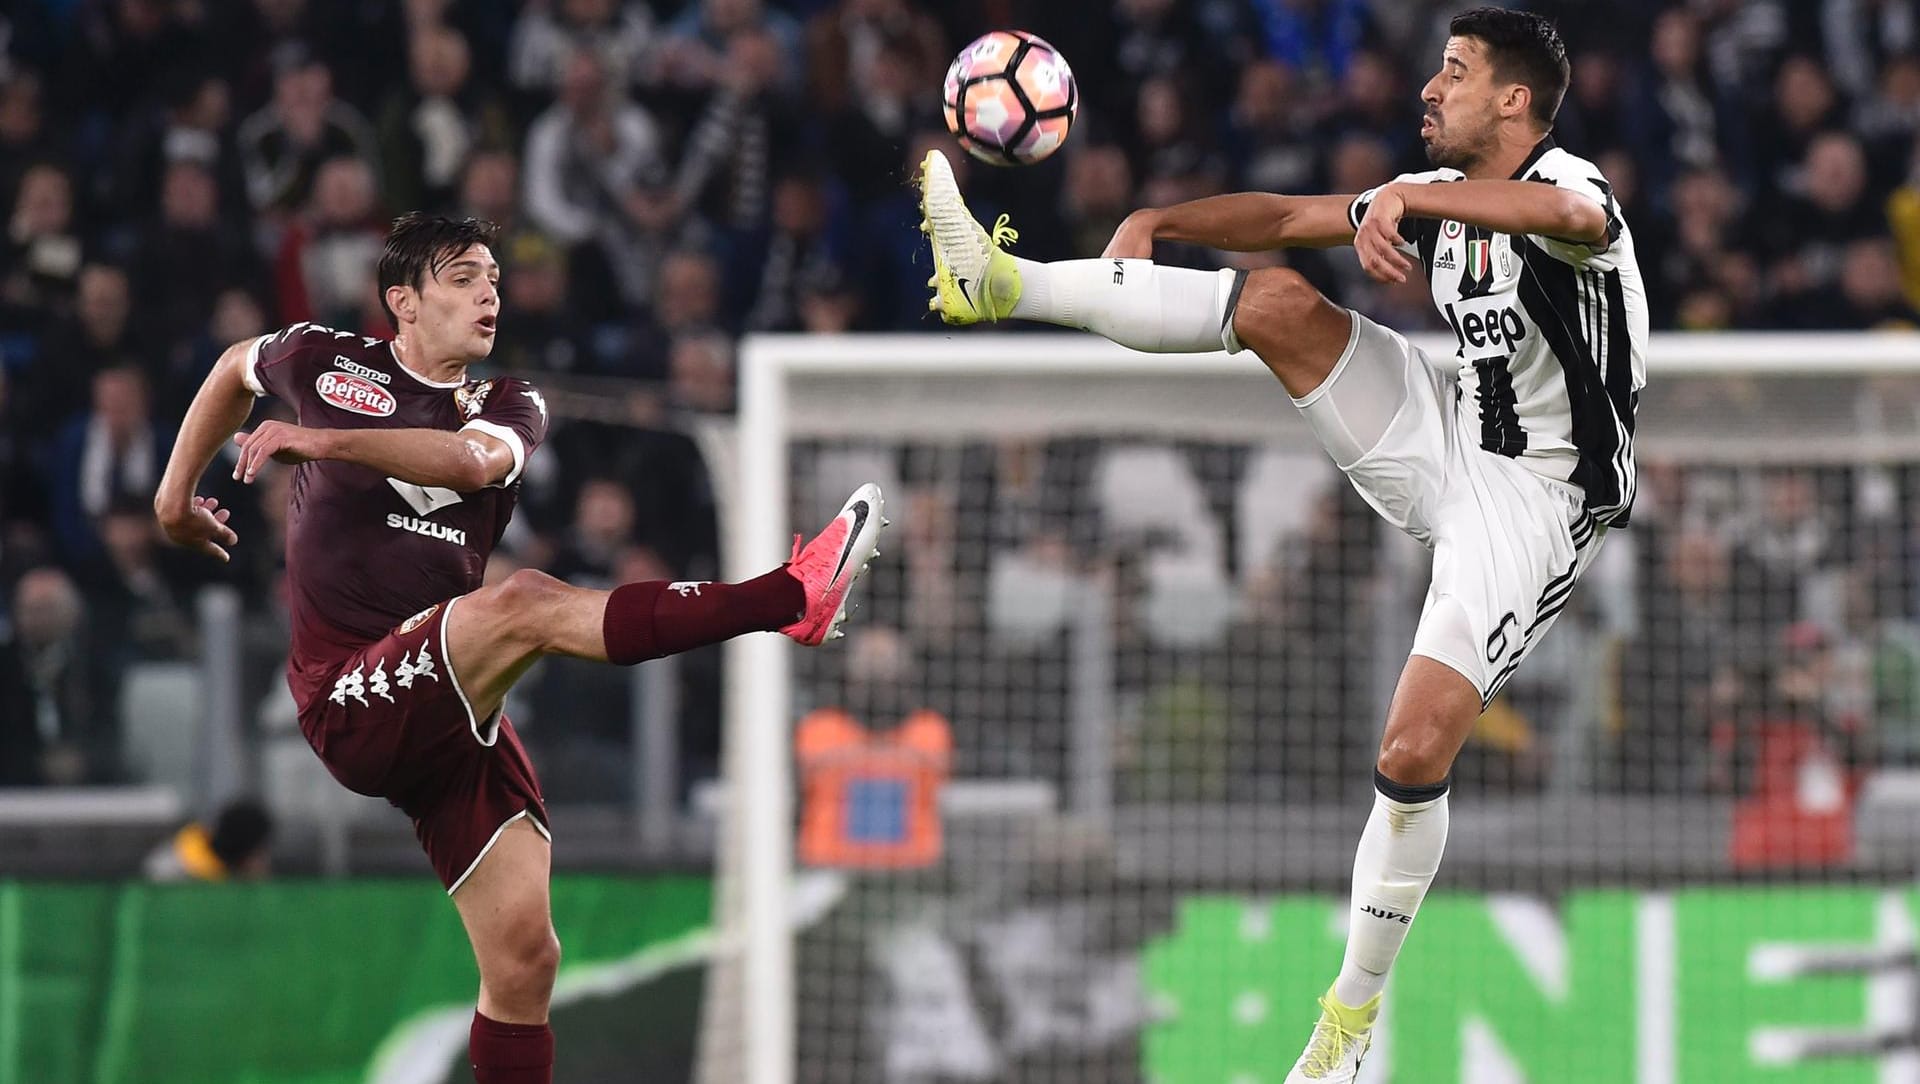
[915, 9, 1643, 1080]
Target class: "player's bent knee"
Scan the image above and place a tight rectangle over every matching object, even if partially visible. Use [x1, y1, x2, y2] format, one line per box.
[478, 569, 571, 648]
[1376, 724, 1461, 787]
[1235, 268, 1323, 337]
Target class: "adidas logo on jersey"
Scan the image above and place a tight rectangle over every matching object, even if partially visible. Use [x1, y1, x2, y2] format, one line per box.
[386, 513, 468, 546]
[1433, 249, 1457, 270]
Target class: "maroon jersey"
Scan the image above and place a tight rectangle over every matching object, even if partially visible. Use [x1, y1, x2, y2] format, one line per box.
[243, 322, 548, 710]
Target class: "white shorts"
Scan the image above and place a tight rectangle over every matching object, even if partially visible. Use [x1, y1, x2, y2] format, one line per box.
[1293, 310, 1604, 706]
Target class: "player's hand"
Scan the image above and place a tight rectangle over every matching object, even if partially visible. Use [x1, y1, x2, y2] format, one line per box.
[1101, 210, 1161, 260]
[157, 495, 238, 563]
[1354, 184, 1415, 284]
[232, 421, 327, 483]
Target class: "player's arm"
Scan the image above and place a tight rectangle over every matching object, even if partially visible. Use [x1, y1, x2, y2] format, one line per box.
[1355, 179, 1607, 283]
[1103, 193, 1360, 257]
[154, 338, 253, 561]
[231, 424, 516, 491]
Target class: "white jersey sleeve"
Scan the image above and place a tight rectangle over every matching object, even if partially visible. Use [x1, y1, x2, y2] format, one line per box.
[1346, 168, 1464, 254]
[1517, 147, 1627, 270]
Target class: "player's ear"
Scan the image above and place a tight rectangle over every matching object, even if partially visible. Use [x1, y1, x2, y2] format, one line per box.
[1501, 82, 1532, 122]
[386, 284, 415, 325]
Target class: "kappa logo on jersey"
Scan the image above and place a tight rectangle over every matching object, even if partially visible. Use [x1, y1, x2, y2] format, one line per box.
[316, 372, 397, 417]
[396, 644, 438, 687]
[332, 356, 391, 384]
[520, 386, 547, 424]
[397, 603, 441, 635]
[455, 380, 494, 421]
[330, 663, 368, 707]
[669, 581, 708, 597]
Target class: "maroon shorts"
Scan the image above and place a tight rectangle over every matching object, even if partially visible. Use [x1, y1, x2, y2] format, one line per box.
[295, 596, 549, 892]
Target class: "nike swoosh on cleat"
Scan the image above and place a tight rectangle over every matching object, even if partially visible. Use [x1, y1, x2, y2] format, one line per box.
[831, 501, 871, 584]
[954, 277, 974, 309]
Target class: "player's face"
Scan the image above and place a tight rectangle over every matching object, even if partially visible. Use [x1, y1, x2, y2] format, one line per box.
[415, 244, 501, 361]
[1419, 37, 1504, 170]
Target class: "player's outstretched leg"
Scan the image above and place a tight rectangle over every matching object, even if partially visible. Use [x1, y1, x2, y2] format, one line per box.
[917, 149, 1241, 350]
[1286, 657, 1477, 1083]
[446, 484, 886, 721]
[916, 149, 1355, 395]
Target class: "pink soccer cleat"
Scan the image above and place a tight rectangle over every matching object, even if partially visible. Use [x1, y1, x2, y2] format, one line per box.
[781, 483, 886, 646]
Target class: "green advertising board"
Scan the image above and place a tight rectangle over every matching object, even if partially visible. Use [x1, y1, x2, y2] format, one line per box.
[0, 875, 709, 1084]
[1144, 886, 1904, 1084]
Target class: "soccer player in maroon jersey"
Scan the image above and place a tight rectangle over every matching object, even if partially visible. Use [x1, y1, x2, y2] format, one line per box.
[153, 214, 884, 1084]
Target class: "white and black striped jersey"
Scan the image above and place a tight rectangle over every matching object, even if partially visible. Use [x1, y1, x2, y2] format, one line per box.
[1347, 138, 1647, 525]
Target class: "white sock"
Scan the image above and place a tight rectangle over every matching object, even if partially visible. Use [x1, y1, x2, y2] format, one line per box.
[1007, 257, 1245, 353]
[1331, 777, 1450, 1008]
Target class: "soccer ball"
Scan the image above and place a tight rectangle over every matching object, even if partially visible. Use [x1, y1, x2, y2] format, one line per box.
[942, 30, 1078, 166]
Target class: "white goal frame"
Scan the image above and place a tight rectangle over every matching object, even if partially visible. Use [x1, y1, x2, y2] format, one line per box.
[716, 330, 1920, 1084]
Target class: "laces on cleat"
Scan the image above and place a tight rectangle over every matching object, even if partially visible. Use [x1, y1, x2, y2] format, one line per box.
[989, 214, 1020, 249]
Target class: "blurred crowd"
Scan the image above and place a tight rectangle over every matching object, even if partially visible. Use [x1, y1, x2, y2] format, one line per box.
[0, 0, 1915, 852]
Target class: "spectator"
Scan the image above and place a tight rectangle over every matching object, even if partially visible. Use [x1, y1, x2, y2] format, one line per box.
[660, 0, 804, 94]
[0, 70, 50, 206]
[0, 566, 120, 785]
[737, 169, 845, 332]
[492, 231, 593, 374]
[1764, 132, 1886, 305]
[666, 26, 797, 231]
[549, 477, 637, 588]
[144, 799, 276, 882]
[804, 0, 945, 116]
[1797, 237, 1920, 329]
[377, 25, 510, 213]
[629, 247, 725, 374]
[109, 70, 240, 228]
[129, 159, 262, 361]
[236, 46, 380, 219]
[668, 330, 734, 413]
[508, 0, 658, 94]
[1225, 59, 1315, 195]
[1059, 144, 1137, 260]
[521, 47, 667, 304]
[21, 264, 145, 442]
[273, 156, 386, 330]
[0, 162, 81, 334]
[1626, 10, 1722, 211]
[43, 365, 171, 560]
[85, 495, 198, 662]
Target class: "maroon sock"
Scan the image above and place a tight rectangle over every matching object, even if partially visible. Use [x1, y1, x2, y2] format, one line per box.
[601, 569, 805, 664]
[469, 1011, 553, 1084]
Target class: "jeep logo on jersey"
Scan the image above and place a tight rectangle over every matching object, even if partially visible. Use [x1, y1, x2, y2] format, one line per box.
[1444, 300, 1527, 358]
[316, 372, 396, 417]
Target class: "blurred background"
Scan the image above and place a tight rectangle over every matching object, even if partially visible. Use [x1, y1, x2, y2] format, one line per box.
[4, 0, 1920, 1082]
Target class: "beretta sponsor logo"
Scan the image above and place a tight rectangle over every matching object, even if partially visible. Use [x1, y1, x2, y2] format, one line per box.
[316, 372, 397, 417]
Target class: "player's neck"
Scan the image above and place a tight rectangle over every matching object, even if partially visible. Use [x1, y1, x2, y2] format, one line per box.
[1462, 128, 1548, 181]
[391, 333, 469, 385]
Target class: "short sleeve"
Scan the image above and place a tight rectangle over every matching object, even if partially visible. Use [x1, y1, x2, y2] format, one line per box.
[1522, 153, 1626, 269]
[1347, 169, 1462, 255]
[461, 379, 549, 488]
[243, 322, 341, 400]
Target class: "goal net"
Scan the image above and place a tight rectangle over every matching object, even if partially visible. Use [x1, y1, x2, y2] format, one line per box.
[700, 332, 1920, 1084]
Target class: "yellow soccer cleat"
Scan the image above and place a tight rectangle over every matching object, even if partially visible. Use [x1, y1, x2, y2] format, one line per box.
[1285, 990, 1380, 1083]
[916, 149, 1023, 324]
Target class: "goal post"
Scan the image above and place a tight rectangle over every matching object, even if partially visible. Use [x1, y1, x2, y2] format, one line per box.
[704, 330, 1920, 1084]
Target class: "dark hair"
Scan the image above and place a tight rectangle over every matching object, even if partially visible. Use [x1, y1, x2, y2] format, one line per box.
[1449, 7, 1570, 128]
[377, 212, 500, 329]
[209, 800, 274, 868]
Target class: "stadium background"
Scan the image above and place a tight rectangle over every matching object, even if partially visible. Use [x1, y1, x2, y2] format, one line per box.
[3, 0, 1919, 1082]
